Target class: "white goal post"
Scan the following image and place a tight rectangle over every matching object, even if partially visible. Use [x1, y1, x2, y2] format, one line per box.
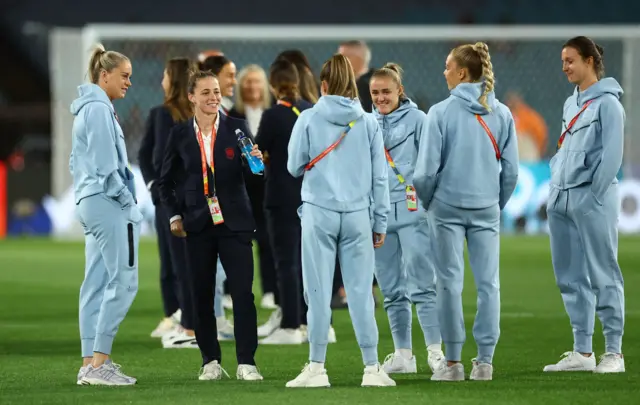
[48, 24, 640, 238]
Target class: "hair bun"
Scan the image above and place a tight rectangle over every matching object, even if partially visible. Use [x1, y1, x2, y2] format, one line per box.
[473, 42, 489, 53]
[382, 62, 403, 79]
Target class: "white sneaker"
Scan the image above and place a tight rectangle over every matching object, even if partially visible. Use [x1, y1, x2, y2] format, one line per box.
[150, 317, 177, 338]
[171, 309, 182, 323]
[162, 329, 198, 349]
[237, 364, 264, 380]
[427, 345, 446, 373]
[222, 295, 233, 310]
[80, 361, 137, 386]
[594, 353, 625, 373]
[260, 293, 278, 309]
[328, 326, 337, 343]
[362, 363, 396, 387]
[543, 351, 596, 372]
[217, 318, 235, 341]
[382, 352, 417, 374]
[260, 328, 304, 345]
[286, 363, 331, 388]
[258, 308, 282, 337]
[431, 363, 465, 381]
[199, 360, 230, 381]
[77, 365, 89, 385]
[470, 358, 493, 381]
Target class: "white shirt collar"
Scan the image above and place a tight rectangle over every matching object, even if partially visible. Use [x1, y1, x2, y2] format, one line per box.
[193, 113, 220, 136]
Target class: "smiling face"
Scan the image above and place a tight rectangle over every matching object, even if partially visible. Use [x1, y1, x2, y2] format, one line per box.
[188, 76, 222, 115]
[101, 60, 132, 100]
[562, 46, 592, 86]
[217, 62, 237, 97]
[370, 75, 402, 115]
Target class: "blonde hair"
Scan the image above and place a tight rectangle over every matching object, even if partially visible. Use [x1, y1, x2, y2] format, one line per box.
[87, 43, 129, 84]
[450, 42, 495, 111]
[319, 54, 359, 99]
[371, 62, 405, 98]
[233, 64, 271, 114]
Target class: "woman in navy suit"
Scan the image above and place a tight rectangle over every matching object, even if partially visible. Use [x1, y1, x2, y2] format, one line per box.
[158, 69, 264, 381]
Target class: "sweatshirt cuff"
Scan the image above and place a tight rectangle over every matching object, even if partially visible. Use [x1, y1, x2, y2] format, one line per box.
[170, 215, 182, 224]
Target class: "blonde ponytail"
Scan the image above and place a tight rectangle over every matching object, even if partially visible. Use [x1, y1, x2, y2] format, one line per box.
[473, 42, 495, 112]
[87, 43, 129, 84]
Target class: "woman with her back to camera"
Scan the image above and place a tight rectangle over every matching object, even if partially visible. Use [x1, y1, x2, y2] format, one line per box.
[254, 59, 314, 345]
[286, 54, 394, 388]
[138, 57, 198, 348]
[368, 63, 445, 375]
[543, 36, 626, 374]
[71, 44, 141, 386]
[414, 42, 519, 381]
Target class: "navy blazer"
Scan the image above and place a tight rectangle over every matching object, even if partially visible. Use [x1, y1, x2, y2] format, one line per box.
[158, 114, 256, 234]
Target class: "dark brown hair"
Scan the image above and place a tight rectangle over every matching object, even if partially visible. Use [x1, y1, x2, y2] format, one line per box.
[199, 55, 232, 75]
[563, 36, 605, 80]
[270, 60, 300, 100]
[188, 69, 217, 94]
[319, 54, 359, 99]
[450, 42, 495, 111]
[275, 49, 319, 103]
[164, 57, 194, 122]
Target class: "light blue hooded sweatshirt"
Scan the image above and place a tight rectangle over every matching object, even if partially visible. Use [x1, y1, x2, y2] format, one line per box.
[414, 82, 519, 210]
[287, 95, 390, 234]
[70, 83, 137, 207]
[373, 97, 427, 204]
[550, 77, 625, 204]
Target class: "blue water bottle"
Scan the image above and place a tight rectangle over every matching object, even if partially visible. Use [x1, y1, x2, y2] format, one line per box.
[235, 129, 264, 175]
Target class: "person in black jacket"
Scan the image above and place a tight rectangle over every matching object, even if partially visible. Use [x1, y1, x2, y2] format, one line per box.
[227, 64, 278, 311]
[255, 60, 313, 345]
[138, 57, 197, 345]
[158, 69, 263, 381]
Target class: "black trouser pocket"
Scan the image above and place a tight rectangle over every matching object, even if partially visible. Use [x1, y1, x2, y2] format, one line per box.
[127, 223, 134, 267]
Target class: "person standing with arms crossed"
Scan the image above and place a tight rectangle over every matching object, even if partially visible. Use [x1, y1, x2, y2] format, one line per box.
[414, 42, 519, 381]
[158, 69, 263, 381]
[71, 44, 141, 386]
[543, 36, 626, 374]
[369, 63, 445, 375]
[285, 54, 394, 388]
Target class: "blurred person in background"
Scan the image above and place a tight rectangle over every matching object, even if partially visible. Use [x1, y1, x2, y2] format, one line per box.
[338, 40, 374, 113]
[255, 59, 314, 345]
[414, 42, 519, 382]
[138, 57, 197, 347]
[369, 63, 445, 375]
[228, 64, 278, 311]
[275, 49, 319, 104]
[505, 91, 548, 162]
[544, 36, 626, 374]
[285, 54, 394, 388]
[72, 44, 140, 386]
[200, 55, 237, 114]
[157, 70, 263, 381]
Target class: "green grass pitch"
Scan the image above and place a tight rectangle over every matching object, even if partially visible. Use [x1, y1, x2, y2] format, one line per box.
[0, 236, 638, 404]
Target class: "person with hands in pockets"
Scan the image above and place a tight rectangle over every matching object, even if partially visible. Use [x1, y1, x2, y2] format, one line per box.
[414, 42, 519, 382]
[71, 44, 141, 386]
[285, 54, 394, 389]
[543, 36, 626, 374]
[369, 62, 445, 376]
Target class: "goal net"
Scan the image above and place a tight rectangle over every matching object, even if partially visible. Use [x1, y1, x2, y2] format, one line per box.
[49, 24, 640, 237]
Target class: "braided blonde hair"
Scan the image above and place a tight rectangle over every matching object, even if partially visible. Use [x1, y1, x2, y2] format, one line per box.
[451, 41, 495, 111]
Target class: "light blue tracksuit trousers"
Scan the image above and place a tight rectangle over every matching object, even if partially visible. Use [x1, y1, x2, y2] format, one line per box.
[301, 202, 379, 365]
[77, 194, 141, 357]
[429, 198, 501, 364]
[375, 202, 440, 351]
[214, 259, 226, 318]
[547, 184, 625, 354]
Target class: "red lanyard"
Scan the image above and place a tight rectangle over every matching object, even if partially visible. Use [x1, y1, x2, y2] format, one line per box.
[195, 123, 217, 196]
[557, 100, 593, 150]
[475, 115, 501, 161]
[304, 120, 356, 171]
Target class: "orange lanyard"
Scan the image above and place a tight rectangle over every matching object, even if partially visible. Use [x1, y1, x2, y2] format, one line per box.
[195, 123, 217, 197]
[557, 100, 593, 150]
[304, 120, 356, 171]
[277, 99, 301, 116]
[475, 115, 501, 161]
